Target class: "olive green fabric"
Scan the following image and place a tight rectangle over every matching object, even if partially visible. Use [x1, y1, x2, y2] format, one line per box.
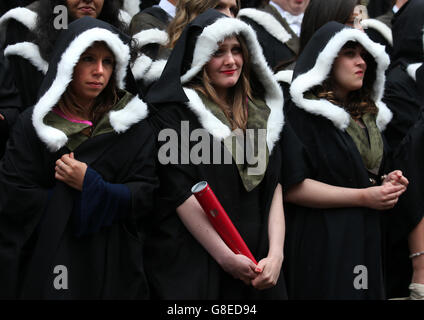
[43, 90, 133, 151]
[345, 113, 383, 175]
[199, 93, 270, 192]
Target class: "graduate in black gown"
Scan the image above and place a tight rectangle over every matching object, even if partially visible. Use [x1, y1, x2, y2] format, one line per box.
[382, 0, 424, 150]
[283, 21, 408, 299]
[144, 9, 297, 299]
[0, 17, 158, 299]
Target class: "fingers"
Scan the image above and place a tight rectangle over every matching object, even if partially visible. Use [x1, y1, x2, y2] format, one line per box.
[0, 113, 4, 121]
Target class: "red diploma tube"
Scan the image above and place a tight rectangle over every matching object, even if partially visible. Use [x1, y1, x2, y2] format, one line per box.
[191, 181, 257, 264]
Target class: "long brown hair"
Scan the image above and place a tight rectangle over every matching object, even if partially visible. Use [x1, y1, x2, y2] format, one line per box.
[167, 0, 240, 49]
[311, 42, 378, 120]
[187, 35, 254, 131]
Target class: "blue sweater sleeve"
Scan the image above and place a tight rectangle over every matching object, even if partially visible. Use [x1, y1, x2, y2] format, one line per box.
[74, 166, 131, 237]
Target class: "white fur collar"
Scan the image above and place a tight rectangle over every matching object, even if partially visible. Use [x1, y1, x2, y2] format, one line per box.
[123, 0, 140, 17]
[290, 28, 392, 131]
[119, 9, 132, 25]
[4, 42, 48, 74]
[237, 8, 292, 45]
[0, 7, 37, 31]
[133, 28, 169, 48]
[274, 70, 293, 84]
[179, 17, 284, 151]
[361, 18, 393, 46]
[182, 87, 284, 154]
[407, 63, 423, 81]
[132, 54, 167, 84]
[32, 27, 144, 152]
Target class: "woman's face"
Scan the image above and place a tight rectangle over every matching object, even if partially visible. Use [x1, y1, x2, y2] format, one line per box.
[70, 42, 115, 106]
[214, 0, 238, 17]
[332, 44, 367, 98]
[66, 0, 104, 19]
[345, 5, 367, 31]
[206, 36, 244, 97]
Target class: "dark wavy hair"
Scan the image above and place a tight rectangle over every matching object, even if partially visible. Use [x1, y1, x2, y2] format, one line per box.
[311, 41, 378, 120]
[34, 0, 128, 61]
[299, 0, 360, 56]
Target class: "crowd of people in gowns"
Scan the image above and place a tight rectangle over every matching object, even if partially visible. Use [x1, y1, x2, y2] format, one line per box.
[0, 0, 423, 301]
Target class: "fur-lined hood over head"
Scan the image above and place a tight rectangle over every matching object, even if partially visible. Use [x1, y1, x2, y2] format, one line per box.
[32, 17, 147, 152]
[146, 9, 284, 153]
[290, 21, 392, 132]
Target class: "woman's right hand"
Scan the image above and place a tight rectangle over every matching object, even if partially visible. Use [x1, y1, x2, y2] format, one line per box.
[362, 182, 407, 210]
[0, 113, 4, 120]
[220, 253, 260, 285]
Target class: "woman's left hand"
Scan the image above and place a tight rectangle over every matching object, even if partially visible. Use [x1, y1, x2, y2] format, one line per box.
[250, 255, 283, 290]
[383, 170, 409, 188]
[55, 152, 87, 191]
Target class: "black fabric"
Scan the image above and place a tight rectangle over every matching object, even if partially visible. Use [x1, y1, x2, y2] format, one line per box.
[364, 27, 391, 56]
[0, 52, 21, 158]
[383, 62, 421, 149]
[0, 17, 158, 299]
[284, 21, 391, 299]
[239, 15, 296, 71]
[145, 9, 226, 105]
[142, 6, 172, 25]
[143, 9, 291, 299]
[367, 0, 393, 18]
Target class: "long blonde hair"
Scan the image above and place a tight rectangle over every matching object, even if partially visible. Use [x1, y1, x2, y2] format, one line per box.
[187, 35, 255, 131]
[167, 0, 240, 49]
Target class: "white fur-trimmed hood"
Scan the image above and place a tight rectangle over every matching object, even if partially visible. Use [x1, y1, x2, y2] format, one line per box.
[290, 27, 392, 132]
[32, 26, 147, 152]
[361, 18, 393, 46]
[180, 17, 285, 153]
[0, 7, 37, 31]
[4, 42, 48, 74]
[237, 8, 292, 45]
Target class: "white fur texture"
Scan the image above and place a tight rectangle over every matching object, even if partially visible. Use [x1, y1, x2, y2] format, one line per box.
[109, 95, 149, 132]
[119, 9, 132, 25]
[406, 63, 422, 81]
[32, 28, 131, 151]
[237, 8, 292, 45]
[274, 70, 293, 84]
[4, 42, 48, 74]
[361, 18, 393, 46]
[133, 28, 169, 48]
[290, 28, 392, 132]
[131, 54, 167, 84]
[123, 0, 140, 17]
[0, 7, 37, 31]
[180, 17, 285, 153]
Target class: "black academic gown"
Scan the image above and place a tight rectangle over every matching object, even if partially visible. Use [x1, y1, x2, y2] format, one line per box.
[0, 108, 157, 299]
[145, 101, 286, 300]
[284, 22, 394, 299]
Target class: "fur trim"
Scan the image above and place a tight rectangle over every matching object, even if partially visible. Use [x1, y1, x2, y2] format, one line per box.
[32, 28, 131, 151]
[406, 63, 422, 81]
[119, 9, 132, 25]
[4, 42, 48, 74]
[109, 95, 149, 132]
[133, 28, 169, 48]
[237, 8, 292, 45]
[181, 17, 285, 152]
[123, 0, 140, 17]
[131, 54, 167, 84]
[182, 88, 284, 153]
[144, 59, 167, 84]
[0, 7, 37, 31]
[274, 70, 293, 84]
[361, 18, 393, 46]
[290, 28, 392, 131]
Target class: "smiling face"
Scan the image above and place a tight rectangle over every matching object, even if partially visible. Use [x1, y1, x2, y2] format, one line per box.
[332, 42, 368, 99]
[205, 36, 244, 100]
[214, 0, 238, 17]
[66, 0, 104, 19]
[69, 41, 115, 107]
